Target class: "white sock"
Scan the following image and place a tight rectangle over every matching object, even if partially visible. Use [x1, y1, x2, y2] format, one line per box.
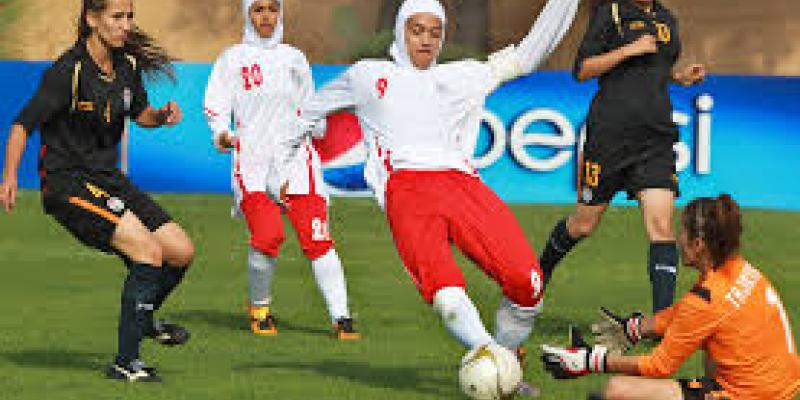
[494, 296, 542, 351]
[248, 247, 277, 307]
[433, 287, 494, 349]
[311, 249, 351, 322]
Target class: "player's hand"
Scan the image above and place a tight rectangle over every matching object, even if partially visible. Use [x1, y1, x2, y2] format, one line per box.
[215, 132, 235, 153]
[158, 101, 182, 127]
[676, 64, 706, 86]
[541, 326, 608, 379]
[0, 177, 18, 214]
[623, 34, 657, 58]
[591, 307, 643, 354]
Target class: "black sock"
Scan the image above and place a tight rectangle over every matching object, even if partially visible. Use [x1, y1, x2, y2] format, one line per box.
[117, 262, 162, 365]
[648, 241, 679, 313]
[539, 219, 583, 286]
[154, 266, 188, 311]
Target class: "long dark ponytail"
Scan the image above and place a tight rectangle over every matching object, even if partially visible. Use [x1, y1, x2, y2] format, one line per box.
[78, 0, 175, 80]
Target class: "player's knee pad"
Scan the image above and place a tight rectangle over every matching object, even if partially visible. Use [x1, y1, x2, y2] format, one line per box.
[250, 231, 285, 258]
[502, 267, 544, 308]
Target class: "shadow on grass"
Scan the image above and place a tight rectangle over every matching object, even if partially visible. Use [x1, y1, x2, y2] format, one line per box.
[234, 359, 456, 397]
[0, 349, 108, 371]
[168, 309, 247, 332]
[168, 309, 330, 336]
[534, 313, 583, 337]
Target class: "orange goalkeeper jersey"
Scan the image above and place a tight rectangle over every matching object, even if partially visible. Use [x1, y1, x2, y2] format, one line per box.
[638, 256, 800, 400]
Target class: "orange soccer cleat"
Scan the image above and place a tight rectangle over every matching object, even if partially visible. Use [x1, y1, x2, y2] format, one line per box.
[332, 317, 361, 340]
[248, 305, 278, 336]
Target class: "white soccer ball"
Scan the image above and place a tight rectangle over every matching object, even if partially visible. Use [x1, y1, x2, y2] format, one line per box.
[459, 343, 523, 400]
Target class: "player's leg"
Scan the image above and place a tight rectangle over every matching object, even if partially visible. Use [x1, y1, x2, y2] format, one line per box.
[151, 223, 193, 310]
[638, 188, 677, 312]
[539, 203, 608, 284]
[597, 376, 728, 400]
[240, 191, 285, 335]
[385, 172, 493, 349]
[443, 174, 542, 352]
[116, 173, 193, 345]
[41, 172, 164, 381]
[630, 140, 680, 313]
[110, 211, 169, 380]
[539, 140, 619, 286]
[285, 193, 358, 339]
[596, 376, 683, 400]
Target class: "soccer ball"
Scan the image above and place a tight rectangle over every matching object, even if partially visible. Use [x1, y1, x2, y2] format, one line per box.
[459, 343, 523, 400]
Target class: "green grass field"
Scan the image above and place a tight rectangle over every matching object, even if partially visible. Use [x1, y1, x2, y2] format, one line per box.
[1, 191, 798, 399]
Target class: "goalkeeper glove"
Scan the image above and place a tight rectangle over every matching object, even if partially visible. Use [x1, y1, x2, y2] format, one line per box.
[590, 307, 644, 354]
[541, 326, 608, 379]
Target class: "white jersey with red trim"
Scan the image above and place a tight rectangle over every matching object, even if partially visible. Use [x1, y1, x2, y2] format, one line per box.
[204, 43, 324, 202]
[284, 0, 580, 205]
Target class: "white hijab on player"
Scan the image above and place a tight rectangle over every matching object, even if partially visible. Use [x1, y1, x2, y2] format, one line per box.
[242, 0, 283, 49]
[389, 0, 446, 69]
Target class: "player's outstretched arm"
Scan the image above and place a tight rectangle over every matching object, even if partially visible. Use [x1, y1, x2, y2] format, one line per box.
[487, 0, 581, 88]
[0, 124, 29, 214]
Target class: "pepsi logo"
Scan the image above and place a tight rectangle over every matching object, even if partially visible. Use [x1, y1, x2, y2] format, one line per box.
[312, 111, 369, 191]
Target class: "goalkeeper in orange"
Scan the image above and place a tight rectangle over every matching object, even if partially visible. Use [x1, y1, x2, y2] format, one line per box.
[541, 194, 800, 400]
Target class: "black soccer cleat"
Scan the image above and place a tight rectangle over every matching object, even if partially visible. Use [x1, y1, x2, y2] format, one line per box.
[148, 319, 190, 346]
[106, 359, 161, 382]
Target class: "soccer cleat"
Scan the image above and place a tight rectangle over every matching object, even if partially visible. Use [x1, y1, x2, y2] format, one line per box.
[248, 305, 278, 336]
[106, 359, 161, 382]
[148, 319, 190, 346]
[332, 317, 360, 340]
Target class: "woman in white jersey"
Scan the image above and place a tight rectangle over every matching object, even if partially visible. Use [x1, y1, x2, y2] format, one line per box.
[204, 0, 359, 340]
[280, 0, 580, 377]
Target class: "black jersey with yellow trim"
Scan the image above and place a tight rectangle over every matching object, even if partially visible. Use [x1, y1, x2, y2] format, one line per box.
[575, 0, 681, 137]
[14, 40, 149, 175]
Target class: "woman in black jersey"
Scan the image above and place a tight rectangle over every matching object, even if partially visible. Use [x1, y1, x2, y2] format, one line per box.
[537, 0, 706, 313]
[0, 0, 193, 382]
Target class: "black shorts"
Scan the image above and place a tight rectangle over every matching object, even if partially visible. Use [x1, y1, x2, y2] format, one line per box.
[41, 169, 172, 253]
[578, 133, 679, 205]
[678, 377, 730, 400]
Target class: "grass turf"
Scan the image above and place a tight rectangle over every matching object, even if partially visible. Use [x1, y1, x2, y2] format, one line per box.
[0, 191, 798, 399]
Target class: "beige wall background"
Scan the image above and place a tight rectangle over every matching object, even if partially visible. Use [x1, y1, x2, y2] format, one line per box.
[1, 0, 798, 75]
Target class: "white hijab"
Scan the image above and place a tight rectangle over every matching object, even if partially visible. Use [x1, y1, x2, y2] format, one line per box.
[242, 0, 284, 49]
[389, 0, 446, 69]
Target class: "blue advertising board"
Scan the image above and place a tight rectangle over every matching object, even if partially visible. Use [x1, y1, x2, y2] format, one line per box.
[1, 61, 798, 210]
